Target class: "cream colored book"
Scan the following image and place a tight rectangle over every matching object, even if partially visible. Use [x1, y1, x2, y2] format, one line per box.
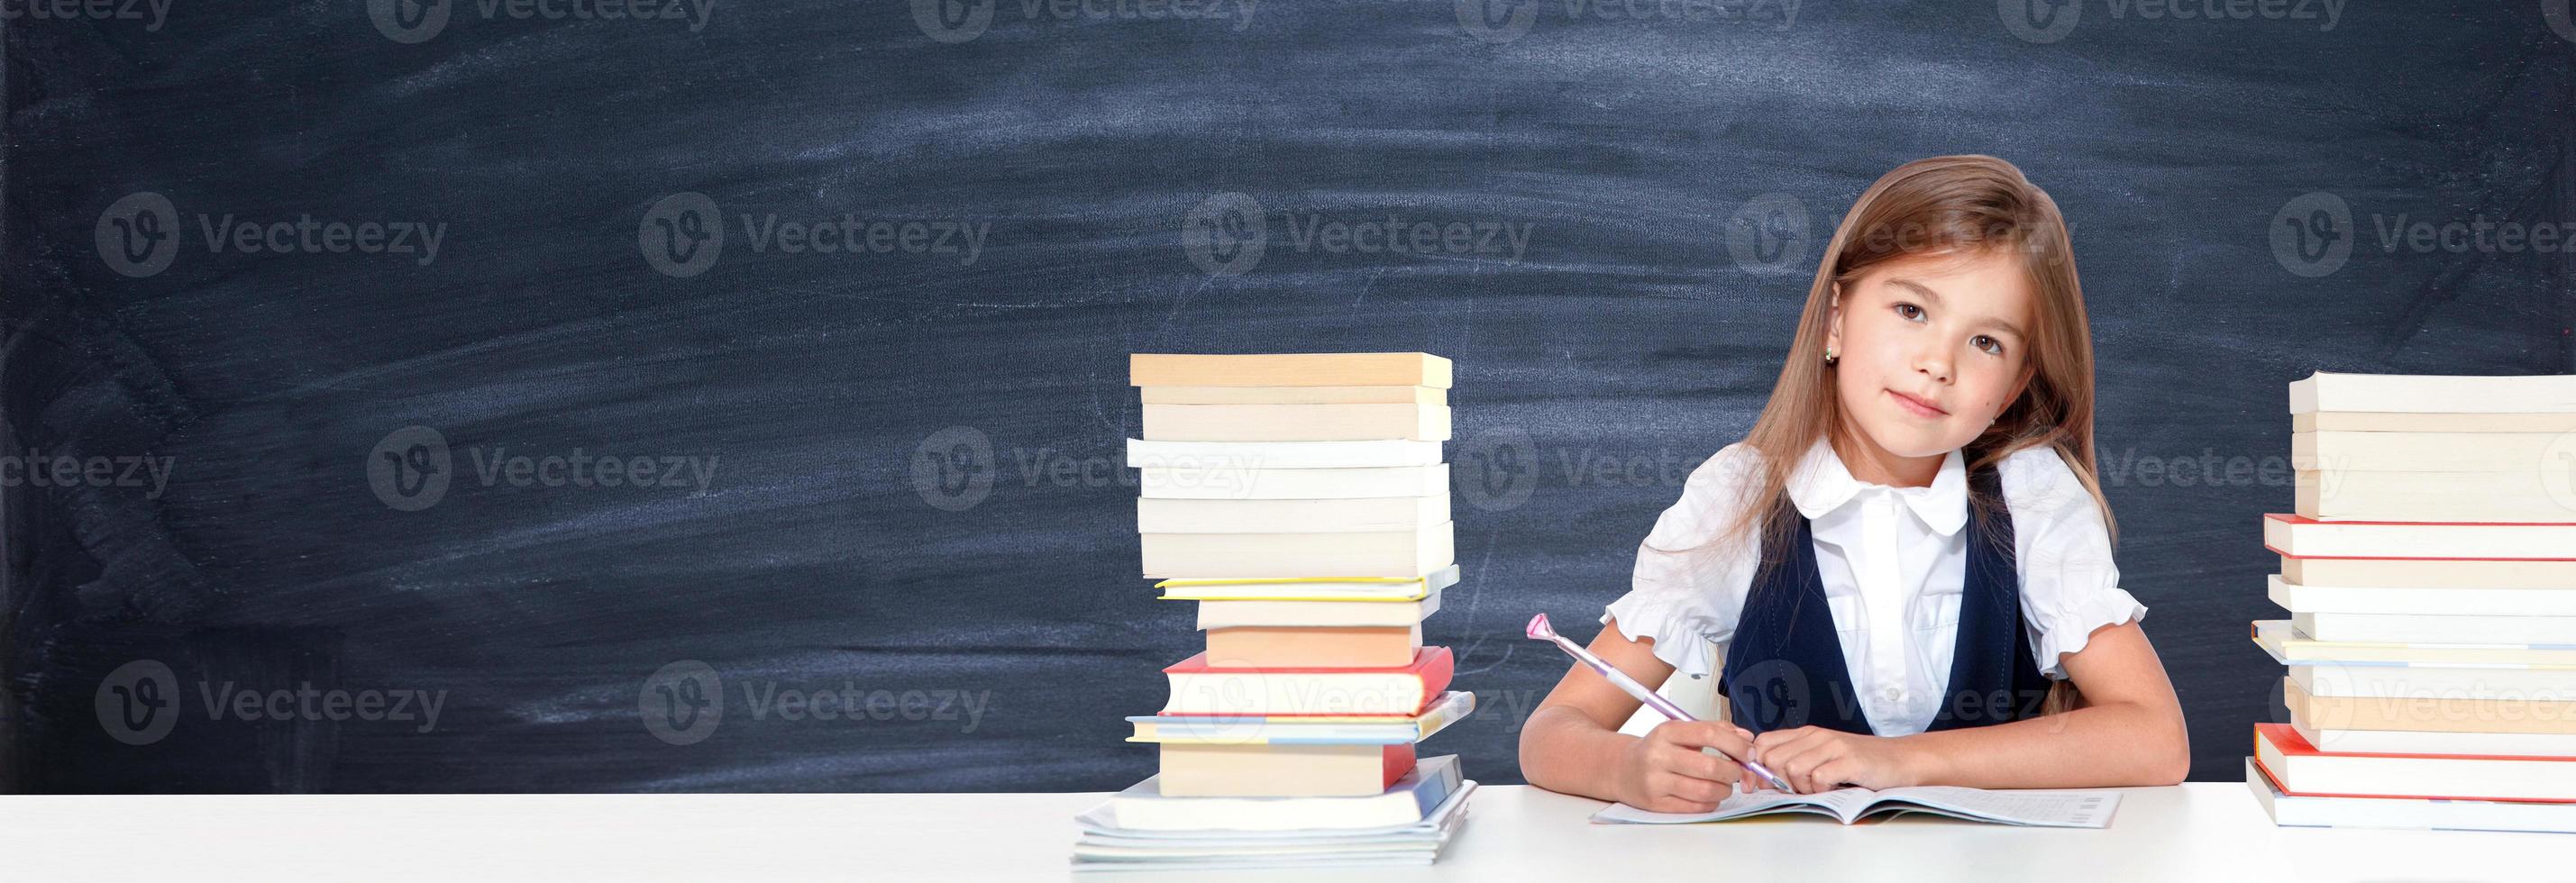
[2289, 661, 2576, 701]
[1158, 566, 1459, 602]
[2285, 678, 2576, 734]
[2253, 619, 2576, 667]
[1124, 439, 1443, 469]
[1196, 592, 1443, 630]
[1140, 385, 1446, 405]
[2291, 610, 2576, 644]
[1130, 352, 1453, 388]
[2293, 431, 2573, 472]
[2296, 412, 2576, 432]
[2296, 471, 2576, 523]
[1141, 404, 1450, 442]
[1140, 523, 1454, 578]
[1137, 496, 1449, 533]
[2263, 513, 2576, 559]
[2284, 556, 2576, 589]
[2289, 371, 2576, 414]
[2294, 706, 2576, 757]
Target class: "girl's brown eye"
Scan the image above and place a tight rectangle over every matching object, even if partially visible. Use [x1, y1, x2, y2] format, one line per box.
[1895, 304, 1923, 321]
[1974, 335, 2005, 356]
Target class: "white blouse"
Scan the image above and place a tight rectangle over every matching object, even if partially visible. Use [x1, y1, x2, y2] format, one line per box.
[1603, 438, 2145, 737]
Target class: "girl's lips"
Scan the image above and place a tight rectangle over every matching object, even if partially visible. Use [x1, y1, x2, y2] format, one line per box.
[1888, 389, 1949, 418]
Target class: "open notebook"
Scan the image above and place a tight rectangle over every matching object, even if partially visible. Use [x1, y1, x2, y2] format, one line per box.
[1593, 785, 2119, 828]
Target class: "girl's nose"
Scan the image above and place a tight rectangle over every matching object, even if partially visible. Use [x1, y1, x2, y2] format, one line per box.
[1915, 350, 1952, 384]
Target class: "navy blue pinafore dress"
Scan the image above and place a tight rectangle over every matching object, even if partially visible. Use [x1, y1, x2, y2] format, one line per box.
[1719, 464, 2054, 736]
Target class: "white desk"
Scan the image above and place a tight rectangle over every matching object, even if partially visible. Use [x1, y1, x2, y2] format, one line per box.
[1, 784, 2560, 881]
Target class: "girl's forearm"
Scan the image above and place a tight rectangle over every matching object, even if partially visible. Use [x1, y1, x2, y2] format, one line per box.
[1517, 705, 1640, 802]
[1897, 698, 2190, 788]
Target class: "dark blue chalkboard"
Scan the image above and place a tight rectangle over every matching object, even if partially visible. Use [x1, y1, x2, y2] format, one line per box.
[4, 1, 2571, 791]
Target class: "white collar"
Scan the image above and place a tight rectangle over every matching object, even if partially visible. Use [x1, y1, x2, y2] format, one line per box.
[1786, 437, 1970, 536]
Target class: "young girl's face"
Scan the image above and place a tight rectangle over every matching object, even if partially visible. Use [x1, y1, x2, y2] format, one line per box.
[1826, 249, 2037, 460]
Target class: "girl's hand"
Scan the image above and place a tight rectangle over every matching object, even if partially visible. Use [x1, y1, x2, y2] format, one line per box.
[1748, 726, 1931, 793]
[1614, 721, 1757, 814]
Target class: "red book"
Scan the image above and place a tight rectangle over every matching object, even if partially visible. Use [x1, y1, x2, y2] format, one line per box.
[2256, 724, 2576, 803]
[2262, 513, 2576, 561]
[1161, 647, 1454, 716]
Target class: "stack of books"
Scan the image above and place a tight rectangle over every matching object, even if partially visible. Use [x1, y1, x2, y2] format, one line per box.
[2250, 371, 2576, 832]
[1073, 352, 1477, 872]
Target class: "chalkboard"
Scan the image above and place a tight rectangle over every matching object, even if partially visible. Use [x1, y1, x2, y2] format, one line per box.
[5, 1, 2571, 792]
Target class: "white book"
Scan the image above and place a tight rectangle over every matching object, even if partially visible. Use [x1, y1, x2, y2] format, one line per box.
[1593, 784, 2117, 828]
[2252, 619, 2576, 667]
[2294, 707, 2576, 757]
[1137, 496, 1449, 533]
[2297, 412, 2576, 433]
[1138, 464, 1448, 500]
[2291, 610, 2576, 644]
[1142, 523, 1453, 578]
[2294, 431, 2576, 473]
[2282, 556, 2576, 589]
[2269, 574, 2576, 616]
[2297, 469, 2576, 523]
[1159, 565, 1460, 603]
[1197, 591, 1444, 629]
[1125, 439, 1444, 469]
[2249, 758, 2576, 833]
[1141, 404, 1450, 442]
[1096, 755, 1464, 832]
[2265, 514, 2576, 560]
[2288, 662, 2576, 701]
[2289, 371, 2576, 415]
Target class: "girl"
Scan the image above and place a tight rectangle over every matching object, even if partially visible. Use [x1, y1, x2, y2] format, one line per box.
[1519, 156, 2189, 811]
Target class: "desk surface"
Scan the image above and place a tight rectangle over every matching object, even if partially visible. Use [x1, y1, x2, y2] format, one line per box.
[1, 783, 2562, 880]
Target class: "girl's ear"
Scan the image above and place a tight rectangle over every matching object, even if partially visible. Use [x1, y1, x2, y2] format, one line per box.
[1825, 283, 1844, 354]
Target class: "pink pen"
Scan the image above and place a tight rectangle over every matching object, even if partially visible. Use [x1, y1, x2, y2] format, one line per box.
[1526, 613, 1793, 792]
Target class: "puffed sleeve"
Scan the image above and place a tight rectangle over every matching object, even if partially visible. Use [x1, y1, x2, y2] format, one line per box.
[2000, 445, 2148, 679]
[1601, 443, 1765, 678]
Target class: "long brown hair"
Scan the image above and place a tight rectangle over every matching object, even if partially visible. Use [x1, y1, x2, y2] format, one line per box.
[1720, 155, 2115, 558]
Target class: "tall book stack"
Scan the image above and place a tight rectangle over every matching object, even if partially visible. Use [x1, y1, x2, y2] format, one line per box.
[2250, 371, 2576, 832]
[1072, 352, 1477, 872]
